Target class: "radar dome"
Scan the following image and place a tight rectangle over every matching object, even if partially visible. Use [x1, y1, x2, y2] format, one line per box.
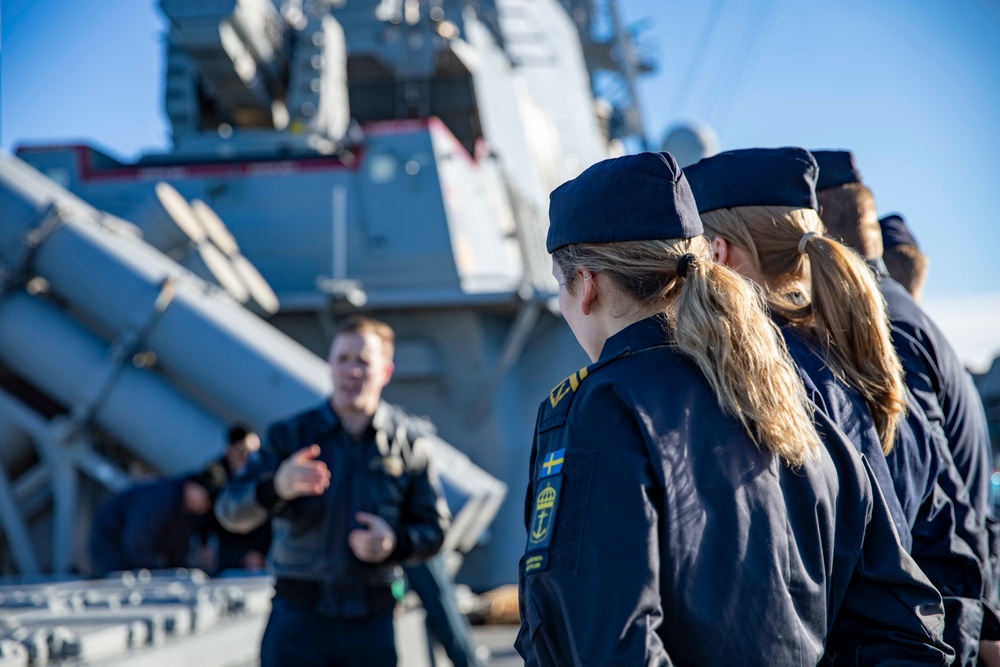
[661, 122, 719, 168]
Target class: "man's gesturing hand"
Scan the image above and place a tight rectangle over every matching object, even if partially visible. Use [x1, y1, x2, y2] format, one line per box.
[348, 512, 397, 563]
[274, 445, 330, 500]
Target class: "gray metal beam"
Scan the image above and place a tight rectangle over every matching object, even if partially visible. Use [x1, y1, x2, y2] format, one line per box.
[0, 457, 40, 574]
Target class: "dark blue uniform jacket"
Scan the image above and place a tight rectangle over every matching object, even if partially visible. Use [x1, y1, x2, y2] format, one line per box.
[215, 401, 448, 607]
[779, 324, 912, 549]
[781, 324, 984, 664]
[874, 263, 993, 522]
[872, 260, 1000, 643]
[516, 316, 951, 666]
[89, 477, 192, 576]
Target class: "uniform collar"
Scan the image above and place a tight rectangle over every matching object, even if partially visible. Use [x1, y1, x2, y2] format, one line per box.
[316, 400, 340, 436]
[317, 399, 392, 438]
[867, 257, 889, 279]
[597, 314, 673, 363]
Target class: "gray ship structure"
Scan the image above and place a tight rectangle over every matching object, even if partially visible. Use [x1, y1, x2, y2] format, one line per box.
[3, 1, 1000, 664]
[1, 0, 657, 611]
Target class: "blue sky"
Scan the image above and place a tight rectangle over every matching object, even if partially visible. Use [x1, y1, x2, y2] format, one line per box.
[2, 0, 999, 302]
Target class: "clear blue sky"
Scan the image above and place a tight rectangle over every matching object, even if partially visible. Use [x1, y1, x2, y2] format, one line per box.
[2, 0, 999, 300]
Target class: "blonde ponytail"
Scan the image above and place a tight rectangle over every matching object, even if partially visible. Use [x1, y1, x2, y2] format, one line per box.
[800, 234, 906, 452]
[553, 237, 820, 467]
[701, 206, 906, 454]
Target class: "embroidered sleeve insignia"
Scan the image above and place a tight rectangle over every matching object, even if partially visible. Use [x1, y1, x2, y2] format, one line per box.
[549, 365, 589, 408]
[539, 449, 565, 477]
[528, 475, 562, 550]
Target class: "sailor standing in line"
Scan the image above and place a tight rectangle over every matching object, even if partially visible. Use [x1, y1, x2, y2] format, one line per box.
[879, 213, 929, 304]
[515, 151, 951, 666]
[685, 146, 983, 664]
[686, 147, 911, 546]
[812, 149, 999, 665]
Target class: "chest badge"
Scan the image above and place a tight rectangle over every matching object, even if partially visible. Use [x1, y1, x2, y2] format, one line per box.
[370, 456, 404, 477]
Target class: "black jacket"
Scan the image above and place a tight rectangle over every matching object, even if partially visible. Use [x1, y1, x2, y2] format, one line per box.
[872, 260, 1000, 647]
[874, 263, 993, 522]
[782, 323, 984, 664]
[215, 401, 449, 587]
[89, 477, 193, 576]
[780, 323, 912, 548]
[516, 316, 951, 666]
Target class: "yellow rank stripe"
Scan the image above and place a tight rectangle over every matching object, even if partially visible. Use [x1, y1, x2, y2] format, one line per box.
[549, 365, 590, 408]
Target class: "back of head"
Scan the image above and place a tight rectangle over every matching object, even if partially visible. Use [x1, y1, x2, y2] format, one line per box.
[686, 147, 906, 453]
[812, 150, 882, 259]
[548, 151, 820, 466]
[880, 213, 929, 302]
[684, 147, 820, 292]
[225, 423, 260, 474]
[227, 423, 251, 445]
[187, 465, 227, 512]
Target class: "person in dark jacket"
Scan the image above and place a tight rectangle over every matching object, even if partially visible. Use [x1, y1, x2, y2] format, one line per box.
[812, 149, 999, 664]
[879, 213, 929, 304]
[215, 315, 449, 667]
[89, 473, 218, 577]
[197, 424, 271, 573]
[686, 146, 984, 664]
[516, 151, 951, 666]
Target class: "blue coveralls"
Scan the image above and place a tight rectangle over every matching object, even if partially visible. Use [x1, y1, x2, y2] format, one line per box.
[781, 323, 984, 663]
[516, 315, 951, 666]
[88, 477, 193, 576]
[873, 260, 1000, 646]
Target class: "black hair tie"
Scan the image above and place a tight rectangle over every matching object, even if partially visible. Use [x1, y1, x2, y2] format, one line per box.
[676, 253, 697, 278]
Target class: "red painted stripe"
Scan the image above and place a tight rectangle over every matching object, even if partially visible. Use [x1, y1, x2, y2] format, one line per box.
[15, 117, 481, 182]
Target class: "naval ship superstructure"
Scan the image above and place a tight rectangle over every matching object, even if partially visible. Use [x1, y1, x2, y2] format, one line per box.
[3, 0, 654, 592]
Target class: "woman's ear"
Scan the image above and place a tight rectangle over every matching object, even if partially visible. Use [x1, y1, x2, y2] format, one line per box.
[581, 272, 599, 316]
[711, 236, 730, 266]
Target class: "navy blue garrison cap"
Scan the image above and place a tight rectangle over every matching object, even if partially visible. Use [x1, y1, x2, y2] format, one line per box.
[546, 151, 702, 253]
[812, 150, 862, 190]
[879, 213, 919, 249]
[683, 147, 818, 214]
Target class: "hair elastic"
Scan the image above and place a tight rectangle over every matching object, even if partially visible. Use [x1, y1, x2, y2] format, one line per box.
[676, 253, 697, 278]
[798, 231, 818, 254]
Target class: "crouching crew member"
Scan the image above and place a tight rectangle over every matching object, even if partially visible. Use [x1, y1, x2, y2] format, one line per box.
[216, 316, 450, 667]
[686, 146, 983, 664]
[89, 471, 222, 576]
[515, 151, 951, 666]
